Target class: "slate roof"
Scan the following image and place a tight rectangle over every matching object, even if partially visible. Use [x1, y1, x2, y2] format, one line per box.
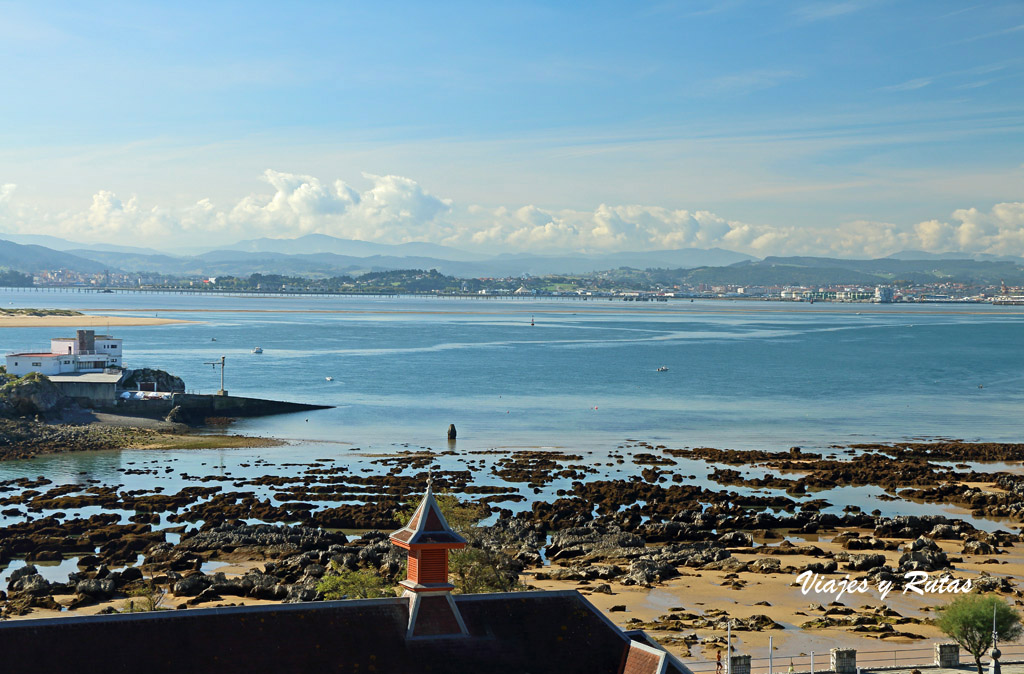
[0, 590, 691, 674]
[390, 481, 468, 547]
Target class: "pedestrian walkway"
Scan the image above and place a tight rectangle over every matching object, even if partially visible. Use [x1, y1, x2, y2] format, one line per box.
[863, 662, 1024, 674]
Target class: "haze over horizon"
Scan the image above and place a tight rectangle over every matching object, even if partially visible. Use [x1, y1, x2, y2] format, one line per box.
[0, 1, 1022, 259]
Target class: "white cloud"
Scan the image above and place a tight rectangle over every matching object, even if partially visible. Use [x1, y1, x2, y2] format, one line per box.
[0, 170, 1021, 261]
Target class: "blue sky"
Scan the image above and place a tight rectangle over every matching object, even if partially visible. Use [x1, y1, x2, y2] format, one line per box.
[0, 1, 1022, 257]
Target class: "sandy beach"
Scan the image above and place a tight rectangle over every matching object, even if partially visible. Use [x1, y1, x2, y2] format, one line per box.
[529, 532, 1002, 661]
[0, 314, 190, 328]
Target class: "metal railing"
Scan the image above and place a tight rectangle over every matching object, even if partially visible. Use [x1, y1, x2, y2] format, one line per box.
[684, 644, 1024, 674]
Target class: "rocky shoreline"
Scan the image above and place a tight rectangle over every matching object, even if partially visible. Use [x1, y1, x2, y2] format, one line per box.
[2, 438, 1024, 660]
[0, 417, 281, 461]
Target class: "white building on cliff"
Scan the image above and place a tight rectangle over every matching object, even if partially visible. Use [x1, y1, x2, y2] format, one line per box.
[6, 329, 123, 376]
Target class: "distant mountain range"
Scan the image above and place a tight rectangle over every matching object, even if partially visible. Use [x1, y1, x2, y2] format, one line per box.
[0, 231, 1022, 285]
[0, 239, 112, 274]
[672, 255, 1024, 286]
[0, 232, 756, 277]
[207, 233, 489, 262]
[0, 233, 168, 256]
[885, 249, 1024, 263]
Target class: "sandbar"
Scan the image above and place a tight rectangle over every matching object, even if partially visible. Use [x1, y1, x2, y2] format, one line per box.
[0, 315, 191, 328]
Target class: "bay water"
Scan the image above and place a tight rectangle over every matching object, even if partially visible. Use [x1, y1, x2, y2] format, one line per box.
[1, 289, 1023, 585]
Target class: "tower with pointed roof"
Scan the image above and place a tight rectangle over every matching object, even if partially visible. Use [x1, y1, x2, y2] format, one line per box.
[389, 478, 470, 638]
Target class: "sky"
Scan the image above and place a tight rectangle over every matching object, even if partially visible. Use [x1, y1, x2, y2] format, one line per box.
[0, 0, 1022, 258]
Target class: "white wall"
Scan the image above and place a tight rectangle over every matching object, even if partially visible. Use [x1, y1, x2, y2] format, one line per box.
[51, 338, 77, 355]
[6, 355, 62, 376]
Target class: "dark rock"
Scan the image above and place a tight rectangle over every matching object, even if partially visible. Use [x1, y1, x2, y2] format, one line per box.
[76, 578, 117, 599]
[7, 564, 39, 587]
[718, 531, 753, 548]
[845, 553, 887, 572]
[963, 540, 996, 556]
[622, 558, 679, 587]
[749, 557, 782, 574]
[803, 560, 838, 574]
[119, 567, 144, 583]
[172, 574, 211, 597]
[11, 574, 52, 597]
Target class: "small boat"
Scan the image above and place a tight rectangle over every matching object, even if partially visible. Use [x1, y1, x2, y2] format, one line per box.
[251, 346, 263, 354]
[657, 366, 669, 372]
[211, 337, 217, 342]
[325, 376, 334, 382]
[530, 315, 535, 326]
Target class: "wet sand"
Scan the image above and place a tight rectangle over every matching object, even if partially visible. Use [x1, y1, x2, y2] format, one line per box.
[531, 512, 1024, 663]
[0, 315, 190, 328]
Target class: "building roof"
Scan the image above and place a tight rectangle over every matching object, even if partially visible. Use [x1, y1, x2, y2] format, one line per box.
[0, 590, 689, 674]
[6, 352, 62, 358]
[48, 372, 124, 383]
[390, 479, 468, 547]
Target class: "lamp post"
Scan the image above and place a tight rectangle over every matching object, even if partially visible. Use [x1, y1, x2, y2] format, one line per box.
[726, 621, 732, 674]
[990, 603, 1002, 674]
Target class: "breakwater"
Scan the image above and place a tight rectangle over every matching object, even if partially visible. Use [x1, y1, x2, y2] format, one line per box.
[109, 392, 332, 422]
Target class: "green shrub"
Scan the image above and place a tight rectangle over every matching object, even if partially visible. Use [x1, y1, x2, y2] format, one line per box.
[317, 563, 396, 600]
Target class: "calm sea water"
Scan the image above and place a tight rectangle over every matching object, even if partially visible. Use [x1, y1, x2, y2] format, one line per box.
[0, 290, 1022, 570]
[1, 289, 1021, 450]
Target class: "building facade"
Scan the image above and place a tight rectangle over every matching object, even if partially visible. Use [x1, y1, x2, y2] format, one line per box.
[6, 330, 122, 377]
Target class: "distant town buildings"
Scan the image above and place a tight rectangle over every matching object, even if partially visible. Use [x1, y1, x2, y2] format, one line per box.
[9, 266, 1019, 304]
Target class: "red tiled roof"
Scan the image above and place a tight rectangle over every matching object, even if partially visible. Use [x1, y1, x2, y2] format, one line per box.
[623, 642, 669, 674]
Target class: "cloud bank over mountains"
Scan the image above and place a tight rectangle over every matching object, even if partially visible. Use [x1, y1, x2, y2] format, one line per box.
[0, 169, 1021, 259]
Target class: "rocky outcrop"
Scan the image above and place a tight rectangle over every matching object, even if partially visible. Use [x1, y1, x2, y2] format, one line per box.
[838, 552, 887, 572]
[174, 523, 349, 559]
[545, 525, 645, 563]
[0, 373, 72, 417]
[121, 368, 185, 393]
[963, 539, 996, 556]
[898, 536, 949, 572]
[75, 578, 117, 600]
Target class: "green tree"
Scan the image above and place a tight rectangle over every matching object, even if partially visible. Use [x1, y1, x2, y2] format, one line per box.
[396, 492, 525, 595]
[936, 594, 1023, 674]
[317, 563, 396, 600]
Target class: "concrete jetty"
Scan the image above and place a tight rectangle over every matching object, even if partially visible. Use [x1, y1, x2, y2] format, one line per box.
[109, 392, 332, 423]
